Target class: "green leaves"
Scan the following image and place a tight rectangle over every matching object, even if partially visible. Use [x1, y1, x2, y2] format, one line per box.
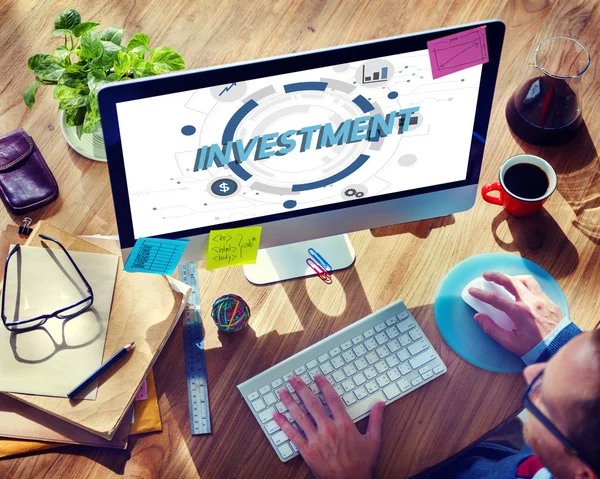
[80, 32, 103, 60]
[72, 21, 99, 38]
[54, 9, 81, 30]
[27, 54, 52, 71]
[33, 56, 65, 81]
[23, 80, 41, 109]
[126, 33, 150, 57]
[65, 106, 86, 126]
[97, 27, 124, 46]
[148, 47, 185, 73]
[132, 59, 156, 78]
[53, 84, 87, 110]
[95, 40, 122, 68]
[113, 50, 130, 77]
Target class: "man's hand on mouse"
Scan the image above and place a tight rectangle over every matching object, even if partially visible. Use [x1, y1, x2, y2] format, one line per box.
[272, 374, 385, 479]
[468, 271, 563, 356]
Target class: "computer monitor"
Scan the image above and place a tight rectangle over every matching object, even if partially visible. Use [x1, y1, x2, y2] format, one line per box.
[99, 20, 504, 283]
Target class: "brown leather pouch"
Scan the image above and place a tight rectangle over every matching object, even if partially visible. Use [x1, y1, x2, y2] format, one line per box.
[0, 128, 59, 215]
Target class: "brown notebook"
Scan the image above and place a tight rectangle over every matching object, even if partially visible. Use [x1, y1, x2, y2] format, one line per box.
[3, 221, 189, 440]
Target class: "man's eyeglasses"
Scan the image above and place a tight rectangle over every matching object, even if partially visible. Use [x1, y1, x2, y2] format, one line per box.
[523, 369, 596, 473]
[1, 234, 94, 333]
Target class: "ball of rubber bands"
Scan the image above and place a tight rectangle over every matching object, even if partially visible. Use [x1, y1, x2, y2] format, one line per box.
[211, 294, 251, 333]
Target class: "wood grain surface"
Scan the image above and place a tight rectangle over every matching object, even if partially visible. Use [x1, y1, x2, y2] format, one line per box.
[1, 0, 599, 477]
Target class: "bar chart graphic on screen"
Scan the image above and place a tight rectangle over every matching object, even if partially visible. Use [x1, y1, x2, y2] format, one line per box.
[362, 64, 388, 83]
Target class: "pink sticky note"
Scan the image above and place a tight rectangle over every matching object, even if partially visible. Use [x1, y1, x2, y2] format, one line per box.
[135, 380, 148, 401]
[428, 26, 489, 80]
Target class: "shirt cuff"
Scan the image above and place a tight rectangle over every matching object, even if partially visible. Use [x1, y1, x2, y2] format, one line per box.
[521, 317, 573, 366]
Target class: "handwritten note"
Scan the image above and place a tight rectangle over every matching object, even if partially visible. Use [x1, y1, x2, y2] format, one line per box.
[206, 226, 262, 270]
[428, 26, 489, 80]
[124, 238, 189, 275]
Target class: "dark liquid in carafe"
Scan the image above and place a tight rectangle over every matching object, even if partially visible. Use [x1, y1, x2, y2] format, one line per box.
[504, 163, 549, 199]
[505, 75, 582, 145]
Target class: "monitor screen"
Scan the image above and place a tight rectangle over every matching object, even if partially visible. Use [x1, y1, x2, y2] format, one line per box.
[115, 49, 482, 240]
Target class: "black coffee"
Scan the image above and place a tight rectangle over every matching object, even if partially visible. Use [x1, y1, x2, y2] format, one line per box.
[504, 163, 549, 199]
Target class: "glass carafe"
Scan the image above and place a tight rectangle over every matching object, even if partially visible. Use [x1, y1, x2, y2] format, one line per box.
[505, 36, 590, 146]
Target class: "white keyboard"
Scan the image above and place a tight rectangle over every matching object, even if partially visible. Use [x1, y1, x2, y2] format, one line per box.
[237, 299, 447, 462]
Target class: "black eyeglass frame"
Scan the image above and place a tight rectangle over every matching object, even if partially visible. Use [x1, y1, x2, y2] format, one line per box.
[1, 234, 94, 332]
[523, 369, 597, 473]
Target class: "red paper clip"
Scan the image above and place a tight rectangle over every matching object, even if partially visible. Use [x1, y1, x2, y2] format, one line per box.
[306, 258, 332, 284]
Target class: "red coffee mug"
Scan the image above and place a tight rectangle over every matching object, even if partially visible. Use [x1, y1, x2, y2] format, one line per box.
[481, 154, 557, 217]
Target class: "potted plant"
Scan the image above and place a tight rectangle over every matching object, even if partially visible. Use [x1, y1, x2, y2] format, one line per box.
[23, 9, 185, 162]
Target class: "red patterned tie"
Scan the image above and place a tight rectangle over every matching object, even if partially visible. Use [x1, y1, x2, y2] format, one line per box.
[516, 455, 544, 478]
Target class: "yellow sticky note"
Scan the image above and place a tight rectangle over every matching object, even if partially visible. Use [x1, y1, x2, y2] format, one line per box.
[206, 226, 262, 270]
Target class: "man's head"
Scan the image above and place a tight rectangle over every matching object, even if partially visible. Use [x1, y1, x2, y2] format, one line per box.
[523, 330, 600, 479]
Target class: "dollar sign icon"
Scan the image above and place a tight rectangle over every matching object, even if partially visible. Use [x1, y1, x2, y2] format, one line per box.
[211, 178, 238, 197]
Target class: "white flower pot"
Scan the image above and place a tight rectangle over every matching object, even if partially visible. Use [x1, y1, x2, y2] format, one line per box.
[60, 111, 107, 162]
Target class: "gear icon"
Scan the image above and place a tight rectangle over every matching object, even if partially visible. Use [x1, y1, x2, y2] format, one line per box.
[344, 188, 357, 197]
[355, 192, 365, 198]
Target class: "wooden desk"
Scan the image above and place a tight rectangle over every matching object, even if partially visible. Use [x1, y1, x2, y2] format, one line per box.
[1, 0, 599, 477]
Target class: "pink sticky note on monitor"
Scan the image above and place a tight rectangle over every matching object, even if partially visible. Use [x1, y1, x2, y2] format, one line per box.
[428, 26, 489, 79]
[135, 380, 148, 401]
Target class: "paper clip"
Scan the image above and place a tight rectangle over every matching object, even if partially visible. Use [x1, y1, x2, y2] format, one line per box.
[18, 217, 33, 236]
[306, 258, 332, 284]
[308, 248, 332, 272]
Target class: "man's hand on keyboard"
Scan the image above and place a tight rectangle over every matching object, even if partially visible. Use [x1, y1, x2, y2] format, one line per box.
[273, 374, 385, 479]
[468, 271, 563, 356]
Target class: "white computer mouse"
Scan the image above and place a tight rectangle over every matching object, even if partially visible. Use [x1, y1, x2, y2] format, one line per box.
[461, 277, 516, 331]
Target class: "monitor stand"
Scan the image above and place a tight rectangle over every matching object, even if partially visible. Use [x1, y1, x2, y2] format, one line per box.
[243, 234, 356, 285]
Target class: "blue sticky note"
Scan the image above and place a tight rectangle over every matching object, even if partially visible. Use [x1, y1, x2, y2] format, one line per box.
[124, 238, 189, 275]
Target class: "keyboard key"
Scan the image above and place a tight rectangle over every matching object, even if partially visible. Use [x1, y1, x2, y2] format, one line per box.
[375, 322, 387, 332]
[353, 372, 367, 386]
[397, 310, 409, 320]
[411, 377, 424, 387]
[247, 391, 260, 401]
[376, 345, 390, 358]
[397, 319, 415, 333]
[386, 316, 398, 326]
[342, 379, 355, 392]
[376, 375, 390, 387]
[433, 365, 445, 374]
[365, 381, 379, 393]
[399, 334, 411, 346]
[354, 358, 368, 370]
[352, 335, 364, 344]
[252, 398, 266, 412]
[320, 361, 334, 375]
[398, 349, 410, 362]
[291, 393, 301, 404]
[294, 365, 307, 375]
[419, 365, 431, 374]
[375, 361, 389, 374]
[272, 430, 289, 446]
[309, 383, 320, 394]
[343, 364, 357, 376]
[334, 384, 345, 396]
[258, 407, 276, 423]
[353, 344, 368, 356]
[365, 338, 378, 351]
[422, 371, 434, 380]
[397, 378, 411, 392]
[300, 373, 312, 385]
[366, 352, 379, 364]
[363, 328, 376, 339]
[345, 390, 387, 419]
[409, 350, 437, 369]
[283, 372, 293, 382]
[284, 412, 293, 422]
[259, 385, 271, 395]
[386, 327, 400, 339]
[318, 353, 330, 363]
[309, 369, 320, 380]
[387, 368, 401, 382]
[326, 374, 335, 385]
[332, 370, 346, 383]
[342, 350, 356, 362]
[388, 339, 401, 352]
[408, 339, 429, 356]
[386, 355, 400, 368]
[329, 346, 341, 357]
[409, 329, 423, 340]
[332, 356, 345, 369]
[341, 341, 353, 351]
[399, 363, 411, 375]
[278, 442, 294, 459]
[343, 392, 357, 406]
[286, 383, 295, 393]
[364, 366, 378, 379]
[375, 333, 388, 345]
[355, 385, 368, 400]
[271, 378, 284, 389]
[383, 383, 401, 400]
[306, 359, 318, 370]
[275, 386, 286, 397]
[276, 402, 287, 413]
[265, 420, 281, 434]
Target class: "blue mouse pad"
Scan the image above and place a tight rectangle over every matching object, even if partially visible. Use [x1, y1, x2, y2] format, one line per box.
[434, 253, 569, 373]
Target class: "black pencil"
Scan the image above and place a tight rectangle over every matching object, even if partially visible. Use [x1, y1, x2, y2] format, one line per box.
[68, 342, 135, 399]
